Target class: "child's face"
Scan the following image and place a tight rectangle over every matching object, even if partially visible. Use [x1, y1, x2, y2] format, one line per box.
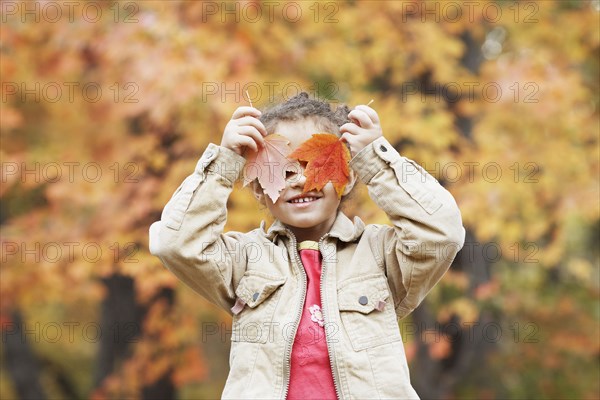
[262, 118, 343, 241]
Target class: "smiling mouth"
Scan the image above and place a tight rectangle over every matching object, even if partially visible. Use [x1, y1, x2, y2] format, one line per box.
[288, 196, 320, 204]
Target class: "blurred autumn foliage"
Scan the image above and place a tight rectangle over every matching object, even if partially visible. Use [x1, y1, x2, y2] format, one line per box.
[1, 1, 599, 399]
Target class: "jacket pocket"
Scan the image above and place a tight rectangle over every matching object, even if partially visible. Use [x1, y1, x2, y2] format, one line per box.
[231, 271, 286, 344]
[337, 274, 402, 351]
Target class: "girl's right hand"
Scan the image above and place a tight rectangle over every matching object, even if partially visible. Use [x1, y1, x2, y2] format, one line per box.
[221, 106, 268, 156]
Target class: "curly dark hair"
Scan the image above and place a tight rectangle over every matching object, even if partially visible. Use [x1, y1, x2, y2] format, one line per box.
[259, 92, 351, 135]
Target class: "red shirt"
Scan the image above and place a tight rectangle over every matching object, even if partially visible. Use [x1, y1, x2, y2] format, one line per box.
[287, 240, 337, 400]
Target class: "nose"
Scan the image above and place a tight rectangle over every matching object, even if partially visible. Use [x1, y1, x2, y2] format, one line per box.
[288, 163, 306, 189]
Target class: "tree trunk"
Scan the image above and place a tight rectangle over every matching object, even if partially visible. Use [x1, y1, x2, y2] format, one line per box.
[2, 310, 47, 400]
[93, 274, 176, 399]
[410, 29, 494, 399]
[93, 273, 142, 388]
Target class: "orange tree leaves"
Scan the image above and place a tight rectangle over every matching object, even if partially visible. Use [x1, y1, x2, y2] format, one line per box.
[1, 1, 598, 399]
[289, 134, 351, 198]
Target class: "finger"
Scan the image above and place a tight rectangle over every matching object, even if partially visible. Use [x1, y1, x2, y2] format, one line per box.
[354, 105, 380, 125]
[236, 116, 268, 136]
[340, 133, 358, 151]
[232, 106, 262, 120]
[238, 126, 265, 147]
[340, 132, 353, 144]
[238, 135, 259, 153]
[348, 109, 374, 129]
[339, 122, 361, 136]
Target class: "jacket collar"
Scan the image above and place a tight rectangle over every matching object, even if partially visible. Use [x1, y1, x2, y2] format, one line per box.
[260, 210, 365, 243]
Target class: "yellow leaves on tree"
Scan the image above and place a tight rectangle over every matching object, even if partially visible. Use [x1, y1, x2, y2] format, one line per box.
[2, 1, 598, 398]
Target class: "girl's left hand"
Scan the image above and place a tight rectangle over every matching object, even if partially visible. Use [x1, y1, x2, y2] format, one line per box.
[339, 104, 383, 157]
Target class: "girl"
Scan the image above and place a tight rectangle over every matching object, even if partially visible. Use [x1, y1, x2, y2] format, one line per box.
[149, 93, 465, 399]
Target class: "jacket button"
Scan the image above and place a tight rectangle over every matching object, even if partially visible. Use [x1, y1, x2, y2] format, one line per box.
[358, 296, 368, 305]
[252, 292, 259, 301]
[379, 145, 387, 152]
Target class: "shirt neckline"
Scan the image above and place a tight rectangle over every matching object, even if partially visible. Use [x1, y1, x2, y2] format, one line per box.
[298, 240, 319, 251]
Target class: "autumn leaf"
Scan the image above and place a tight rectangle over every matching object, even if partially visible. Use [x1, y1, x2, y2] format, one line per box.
[172, 346, 208, 386]
[289, 133, 351, 198]
[428, 335, 452, 360]
[242, 134, 299, 203]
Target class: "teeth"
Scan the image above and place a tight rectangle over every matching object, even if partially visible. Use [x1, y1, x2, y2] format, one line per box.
[291, 197, 317, 204]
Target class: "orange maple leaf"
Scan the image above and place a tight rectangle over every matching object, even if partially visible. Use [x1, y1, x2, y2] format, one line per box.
[243, 134, 300, 203]
[289, 133, 351, 198]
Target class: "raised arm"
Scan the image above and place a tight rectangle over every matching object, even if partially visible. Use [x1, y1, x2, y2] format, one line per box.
[149, 144, 249, 311]
[149, 106, 267, 312]
[349, 137, 465, 318]
[341, 105, 465, 319]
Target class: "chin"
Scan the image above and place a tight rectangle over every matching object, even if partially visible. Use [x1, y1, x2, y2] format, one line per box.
[288, 221, 313, 229]
[285, 217, 318, 229]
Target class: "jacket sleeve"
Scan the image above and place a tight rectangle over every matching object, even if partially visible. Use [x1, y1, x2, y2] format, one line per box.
[349, 136, 466, 319]
[148, 143, 249, 313]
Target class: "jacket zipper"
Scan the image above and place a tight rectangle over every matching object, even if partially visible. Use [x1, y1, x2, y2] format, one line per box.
[282, 230, 307, 399]
[318, 233, 342, 400]
[281, 231, 342, 399]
